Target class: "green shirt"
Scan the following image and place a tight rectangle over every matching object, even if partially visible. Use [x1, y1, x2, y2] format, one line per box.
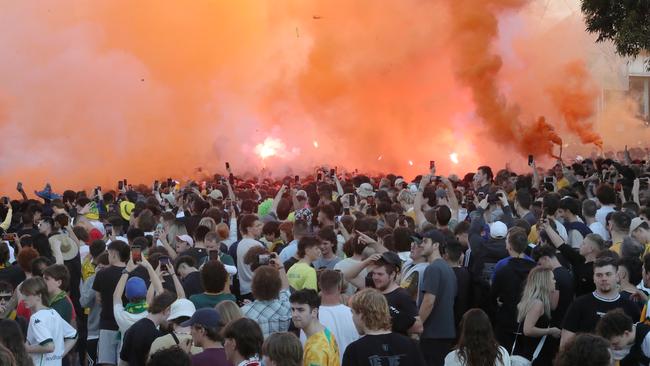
[50, 292, 73, 323]
[189, 293, 236, 309]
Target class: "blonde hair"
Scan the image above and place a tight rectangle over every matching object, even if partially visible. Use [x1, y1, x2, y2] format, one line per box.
[517, 267, 554, 323]
[215, 300, 242, 325]
[350, 288, 392, 331]
[198, 217, 217, 232]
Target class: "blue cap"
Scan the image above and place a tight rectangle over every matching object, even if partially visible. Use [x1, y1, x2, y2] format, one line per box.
[125, 277, 147, 300]
[180, 308, 222, 329]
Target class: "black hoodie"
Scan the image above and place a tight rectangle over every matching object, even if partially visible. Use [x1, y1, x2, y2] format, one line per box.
[490, 257, 536, 340]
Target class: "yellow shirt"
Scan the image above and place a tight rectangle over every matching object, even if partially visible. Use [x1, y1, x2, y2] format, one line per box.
[81, 256, 96, 281]
[304, 328, 340, 366]
[557, 177, 570, 190]
[287, 262, 318, 291]
[611, 242, 650, 258]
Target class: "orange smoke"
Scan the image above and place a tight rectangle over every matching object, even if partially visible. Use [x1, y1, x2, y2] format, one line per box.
[0, 1, 633, 195]
[547, 60, 602, 148]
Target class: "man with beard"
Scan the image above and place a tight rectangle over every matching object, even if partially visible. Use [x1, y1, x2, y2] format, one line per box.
[372, 252, 422, 336]
[560, 257, 640, 348]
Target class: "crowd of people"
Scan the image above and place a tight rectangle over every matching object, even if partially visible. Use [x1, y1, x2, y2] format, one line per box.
[0, 152, 649, 366]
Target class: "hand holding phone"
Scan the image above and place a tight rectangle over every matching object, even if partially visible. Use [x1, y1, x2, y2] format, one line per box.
[258, 254, 270, 265]
[131, 246, 142, 263]
[528, 155, 534, 167]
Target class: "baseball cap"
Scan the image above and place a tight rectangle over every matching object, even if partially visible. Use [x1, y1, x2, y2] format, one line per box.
[356, 183, 375, 198]
[208, 190, 223, 200]
[489, 221, 508, 239]
[167, 299, 196, 321]
[630, 217, 649, 235]
[176, 235, 194, 247]
[125, 277, 147, 300]
[421, 229, 447, 245]
[180, 308, 222, 329]
[379, 251, 402, 270]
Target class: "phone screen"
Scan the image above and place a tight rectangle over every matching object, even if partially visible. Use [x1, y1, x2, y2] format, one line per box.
[159, 256, 171, 266]
[329, 168, 335, 177]
[258, 254, 270, 265]
[430, 160, 435, 169]
[317, 173, 322, 181]
[226, 162, 230, 170]
[131, 246, 142, 263]
[118, 181, 124, 190]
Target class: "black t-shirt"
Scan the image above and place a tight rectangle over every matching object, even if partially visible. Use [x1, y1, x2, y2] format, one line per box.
[182, 271, 204, 298]
[383, 287, 418, 335]
[562, 292, 641, 333]
[342, 332, 426, 366]
[119, 318, 161, 366]
[0, 264, 26, 289]
[452, 266, 471, 328]
[551, 266, 575, 327]
[93, 265, 149, 330]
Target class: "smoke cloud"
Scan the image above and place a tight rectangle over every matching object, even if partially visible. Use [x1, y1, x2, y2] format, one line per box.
[0, 1, 644, 194]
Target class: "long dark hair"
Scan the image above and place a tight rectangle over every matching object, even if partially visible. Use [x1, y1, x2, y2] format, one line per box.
[456, 309, 503, 366]
[0, 320, 33, 366]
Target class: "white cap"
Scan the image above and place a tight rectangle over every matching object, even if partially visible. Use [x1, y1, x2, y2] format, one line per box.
[176, 235, 194, 247]
[167, 298, 196, 321]
[356, 183, 375, 198]
[489, 221, 508, 239]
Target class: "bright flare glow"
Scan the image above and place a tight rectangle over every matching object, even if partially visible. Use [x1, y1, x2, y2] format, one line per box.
[378, 155, 383, 161]
[408, 160, 413, 166]
[313, 140, 319, 148]
[254, 137, 285, 160]
[450, 152, 459, 164]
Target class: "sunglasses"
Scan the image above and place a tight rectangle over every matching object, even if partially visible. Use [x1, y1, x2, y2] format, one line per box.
[0, 295, 12, 301]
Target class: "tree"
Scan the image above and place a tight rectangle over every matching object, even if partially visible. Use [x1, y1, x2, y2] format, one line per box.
[581, 0, 650, 60]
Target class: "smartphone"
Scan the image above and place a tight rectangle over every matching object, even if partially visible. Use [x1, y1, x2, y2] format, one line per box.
[349, 194, 356, 206]
[16, 182, 22, 191]
[228, 173, 235, 185]
[478, 192, 486, 200]
[123, 179, 127, 186]
[258, 254, 270, 265]
[131, 246, 142, 263]
[317, 173, 323, 181]
[154, 180, 159, 190]
[430, 160, 436, 169]
[159, 256, 171, 266]
[528, 155, 534, 166]
[544, 176, 555, 184]
[209, 250, 220, 261]
[329, 168, 335, 177]
[225, 162, 230, 170]
[118, 181, 124, 190]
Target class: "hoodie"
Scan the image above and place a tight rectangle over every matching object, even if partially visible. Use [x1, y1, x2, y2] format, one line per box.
[490, 258, 536, 335]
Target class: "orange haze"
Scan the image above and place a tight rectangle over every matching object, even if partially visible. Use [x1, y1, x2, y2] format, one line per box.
[0, 0, 642, 195]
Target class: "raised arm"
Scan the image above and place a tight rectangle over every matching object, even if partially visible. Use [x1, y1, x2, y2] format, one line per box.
[271, 185, 287, 214]
[165, 263, 186, 299]
[333, 175, 345, 197]
[441, 177, 459, 221]
[414, 175, 431, 228]
[113, 259, 137, 306]
[270, 253, 289, 290]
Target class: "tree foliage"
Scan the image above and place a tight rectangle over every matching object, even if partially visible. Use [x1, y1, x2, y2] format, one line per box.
[581, 0, 650, 59]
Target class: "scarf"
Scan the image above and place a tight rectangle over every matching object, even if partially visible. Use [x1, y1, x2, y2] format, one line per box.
[124, 300, 148, 314]
[49, 291, 67, 306]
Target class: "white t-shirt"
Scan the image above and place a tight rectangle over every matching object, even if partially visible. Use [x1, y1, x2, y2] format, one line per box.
[444, 346, 510, 366]
[596, 205, 616, 228]
[334, 258, 368, 295]
[237, 238, 263, 295]
[299, 304, 359, 363]
[113, 304, 148, 335]
[27, 308, 77, 366]
[589, 221, 610, 241]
